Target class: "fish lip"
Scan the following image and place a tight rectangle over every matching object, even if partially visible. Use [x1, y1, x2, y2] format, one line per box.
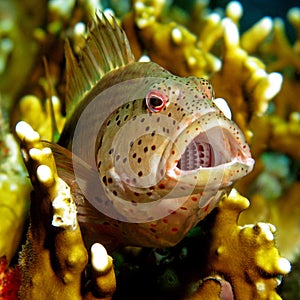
[165, 114, 254, 182]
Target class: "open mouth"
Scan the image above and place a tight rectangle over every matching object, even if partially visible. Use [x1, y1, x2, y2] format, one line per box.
[177, 139, 213, 170]
[165, 117, 254, 188]
[173, 125, 243, 173]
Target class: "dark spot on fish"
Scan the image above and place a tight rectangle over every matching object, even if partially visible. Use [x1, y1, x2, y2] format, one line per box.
[123, 157, 127, 163]
[107, 120, 111, 126]
[124, 115, 129, 121]
[116, 115, 120, 121]
[116, 154, 120, 161]
[151, 145, 156, 151]
[141, 118, 145, 123]
[156, 117, 160, 122]
[95, 196, 102, 203]
[102, 176, 107, 185]
[134, 192, 140, 196]
[138, 171, 143, 177]
[138, 139, 142, 145]
[137, 157, 142, 163]
[130, 141, 134, 147]
[113, 190, 118, 196]
[145, 126, 150, 131]
[109, 148, 114, 155]
[151, 131, 156, 136]
[126, 103, 130, 109]
[168, 113, 172, 117]
[144, 147, 148, 153]
[147, 192, 152, 196]
[150, 228, 156, 233]
[117, 120, 121, 126]
[98, 161, 102, 168]
[108, 177, 113, 184]
[133, 153, 137, 158]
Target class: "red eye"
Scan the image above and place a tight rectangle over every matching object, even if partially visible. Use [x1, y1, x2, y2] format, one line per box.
[146, 91, 167, 113]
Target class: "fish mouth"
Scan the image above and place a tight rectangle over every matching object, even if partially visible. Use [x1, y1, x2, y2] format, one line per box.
[166, 116, 254, 185]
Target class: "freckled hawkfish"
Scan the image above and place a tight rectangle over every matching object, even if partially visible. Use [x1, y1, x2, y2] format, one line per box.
[51, 12, 254, 250]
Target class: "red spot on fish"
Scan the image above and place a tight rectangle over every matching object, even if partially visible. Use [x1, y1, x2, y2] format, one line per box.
[150, 223, 156, 228]
[159, 183, 165, 189]
[191, 196, 198, 202]
[204, 204, 210, 212]
[171, 227, 179, 232]
[180, 206, 187, 210]
[163, 218, 168, 224]
[168, 209, 176, 215]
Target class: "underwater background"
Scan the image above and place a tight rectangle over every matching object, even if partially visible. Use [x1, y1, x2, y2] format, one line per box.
[1, 0, 300, 299]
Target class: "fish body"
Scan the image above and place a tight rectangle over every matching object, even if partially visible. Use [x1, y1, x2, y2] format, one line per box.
[54, 13, 254, 249]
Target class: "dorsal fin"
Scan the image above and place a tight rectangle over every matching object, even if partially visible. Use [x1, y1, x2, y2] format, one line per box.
[65, 11, 135, 117]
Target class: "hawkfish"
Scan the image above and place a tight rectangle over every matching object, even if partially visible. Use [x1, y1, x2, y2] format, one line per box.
[50, 12, 254, 250]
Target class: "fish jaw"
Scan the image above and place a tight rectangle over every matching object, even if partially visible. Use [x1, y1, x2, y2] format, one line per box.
[165, 111, 254, 193]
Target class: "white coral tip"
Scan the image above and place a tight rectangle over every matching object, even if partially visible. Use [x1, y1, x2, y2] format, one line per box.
[265, 72, 283, 100]
[37, 165, 52, 183]
[15, 121, 39, 142]
[277, 257, 291, 274]
[91, 243, 109, 272]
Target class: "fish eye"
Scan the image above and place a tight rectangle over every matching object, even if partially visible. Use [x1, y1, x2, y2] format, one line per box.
[146, 91, 167, 113]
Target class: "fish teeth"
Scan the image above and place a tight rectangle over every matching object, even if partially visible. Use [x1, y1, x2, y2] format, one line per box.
[178, 140, 212, 171]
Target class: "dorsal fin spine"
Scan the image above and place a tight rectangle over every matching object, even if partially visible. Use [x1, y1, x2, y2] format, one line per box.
[65, 11, 135, 118]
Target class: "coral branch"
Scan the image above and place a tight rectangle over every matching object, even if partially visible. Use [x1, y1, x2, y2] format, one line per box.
[15, 121, 116, 299]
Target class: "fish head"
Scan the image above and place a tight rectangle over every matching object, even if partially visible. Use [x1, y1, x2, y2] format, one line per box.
[95, 72, 254, 227]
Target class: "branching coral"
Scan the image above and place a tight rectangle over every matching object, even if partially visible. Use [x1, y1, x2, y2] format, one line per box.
[16, 121, 116, 300]
[199, 190, 291, 300]
[122, 0, 221, 78]
[0, 107, 30, 263]
[210, 17, 283, 142]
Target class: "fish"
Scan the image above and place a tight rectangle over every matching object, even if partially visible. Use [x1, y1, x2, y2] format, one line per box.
[50, 12, 254, 250]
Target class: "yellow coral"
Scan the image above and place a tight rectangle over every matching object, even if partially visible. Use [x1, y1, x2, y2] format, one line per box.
[18, 94, 65, 141]
[16, 121, 116, 300]
[188, 190, 291, 299]
[122, 0, 221, 78]
[211, 17, 283, 141]
[0, 111, 30, 262]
